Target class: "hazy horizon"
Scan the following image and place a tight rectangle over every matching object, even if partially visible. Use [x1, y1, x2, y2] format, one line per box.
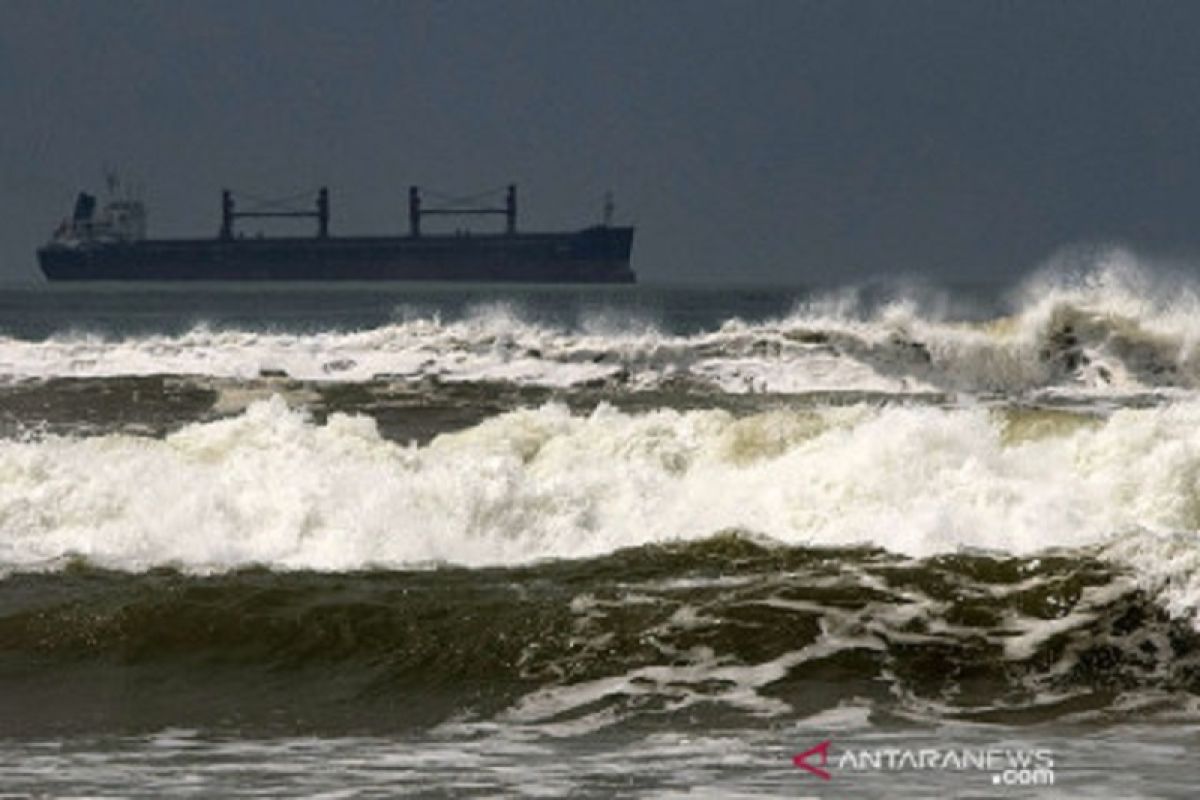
[4, 0, 1200, 286]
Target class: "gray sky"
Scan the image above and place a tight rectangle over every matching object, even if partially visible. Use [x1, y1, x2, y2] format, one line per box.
[2, 0, 1199, 286]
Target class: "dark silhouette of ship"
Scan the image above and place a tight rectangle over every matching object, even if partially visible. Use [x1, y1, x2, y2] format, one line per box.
[38, 178, 635, 283]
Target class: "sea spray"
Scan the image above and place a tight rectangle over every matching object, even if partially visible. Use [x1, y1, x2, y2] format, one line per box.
[4, 258, 1200, 395]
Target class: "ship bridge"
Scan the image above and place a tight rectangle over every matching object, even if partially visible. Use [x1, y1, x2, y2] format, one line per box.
[50, 174, 146, 246]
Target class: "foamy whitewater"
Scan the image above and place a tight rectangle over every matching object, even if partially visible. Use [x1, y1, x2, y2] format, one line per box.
[4, 396, 1200, 617]
[4, 256, 1200, 797]
[5, 253, 1200, 397]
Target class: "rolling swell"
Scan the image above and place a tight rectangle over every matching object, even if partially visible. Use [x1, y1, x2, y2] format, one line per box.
[1, 537, 1195, 737]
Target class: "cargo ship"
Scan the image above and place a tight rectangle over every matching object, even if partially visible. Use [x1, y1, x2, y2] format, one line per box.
[38, 179, 636, 283]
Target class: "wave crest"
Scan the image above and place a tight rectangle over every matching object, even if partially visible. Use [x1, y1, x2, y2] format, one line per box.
[6, 256, 1200, 397]
[3, 396, 1200, 626]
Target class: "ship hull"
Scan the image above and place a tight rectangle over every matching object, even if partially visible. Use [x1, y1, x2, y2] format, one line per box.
[38, 227, 635, 283]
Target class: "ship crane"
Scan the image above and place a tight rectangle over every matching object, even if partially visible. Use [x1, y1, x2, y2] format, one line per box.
[220, 188, 330, 240]
[408, 185, 517, 238]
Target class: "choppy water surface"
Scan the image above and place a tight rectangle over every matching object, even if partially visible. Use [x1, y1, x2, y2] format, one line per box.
[4, 256, 1200, 796]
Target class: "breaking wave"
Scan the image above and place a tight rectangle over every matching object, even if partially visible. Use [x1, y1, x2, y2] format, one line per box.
[3, 396, 1200, 627]
[5, 256, 1200, 397]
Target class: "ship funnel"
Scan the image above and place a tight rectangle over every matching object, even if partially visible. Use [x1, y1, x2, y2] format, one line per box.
[73, 193, 96, 222]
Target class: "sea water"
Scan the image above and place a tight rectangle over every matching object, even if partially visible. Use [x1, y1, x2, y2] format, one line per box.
[2, 254, 1199, 797]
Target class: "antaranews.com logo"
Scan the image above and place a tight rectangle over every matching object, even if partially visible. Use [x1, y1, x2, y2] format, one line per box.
[794, 739, 1055, 787]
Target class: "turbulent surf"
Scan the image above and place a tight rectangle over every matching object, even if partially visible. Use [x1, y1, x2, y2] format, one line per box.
[3, 255, 1200, 796]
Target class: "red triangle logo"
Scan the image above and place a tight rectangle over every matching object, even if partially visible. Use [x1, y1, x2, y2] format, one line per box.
[793, 739, 832, 780]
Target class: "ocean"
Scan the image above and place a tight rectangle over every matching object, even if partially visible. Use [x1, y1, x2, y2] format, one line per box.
[2, 257, 1200, 797]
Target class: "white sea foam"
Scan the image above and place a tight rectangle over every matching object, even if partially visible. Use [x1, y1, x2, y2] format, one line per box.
[4, 396, 1200, 622]
[6, 256, 1200, 396]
